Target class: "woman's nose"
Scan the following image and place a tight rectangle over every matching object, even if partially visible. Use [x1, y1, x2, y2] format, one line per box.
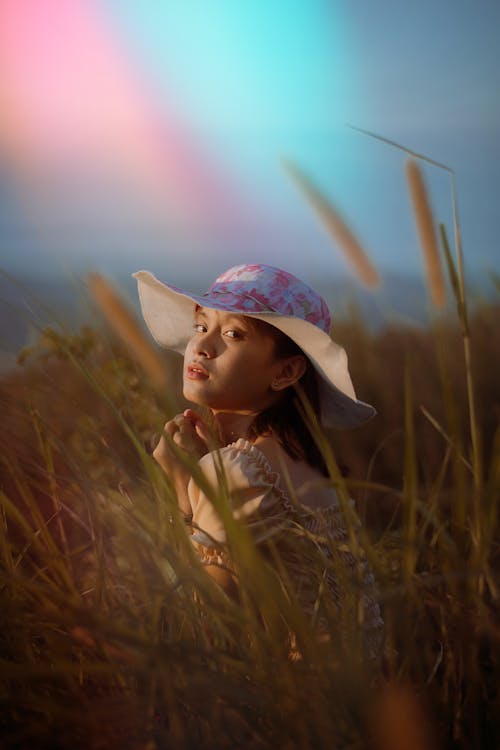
[195, 331, 216, 358]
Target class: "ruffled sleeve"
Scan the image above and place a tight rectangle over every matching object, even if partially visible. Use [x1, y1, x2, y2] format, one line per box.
[187, 439, 285, 548]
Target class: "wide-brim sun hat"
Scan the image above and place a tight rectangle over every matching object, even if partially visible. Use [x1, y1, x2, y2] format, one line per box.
[133, 264, 376, 428]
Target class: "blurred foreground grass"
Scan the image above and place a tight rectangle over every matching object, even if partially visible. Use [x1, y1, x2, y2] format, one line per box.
[1, 289, 499, 749]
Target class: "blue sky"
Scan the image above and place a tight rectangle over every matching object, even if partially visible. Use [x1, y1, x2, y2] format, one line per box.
[0, 0, 498, 291]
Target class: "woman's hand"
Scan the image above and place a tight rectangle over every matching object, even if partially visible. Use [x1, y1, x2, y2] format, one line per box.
[152, 409, 213, 516]
[153, 409, 211, 470]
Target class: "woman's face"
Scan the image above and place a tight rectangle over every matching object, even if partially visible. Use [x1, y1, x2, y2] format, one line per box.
[183, 306, 286, 414]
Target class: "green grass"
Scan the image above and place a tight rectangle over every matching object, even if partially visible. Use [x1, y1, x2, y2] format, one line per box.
[1, 279, 499, 749]
[1, 147, 499, 747]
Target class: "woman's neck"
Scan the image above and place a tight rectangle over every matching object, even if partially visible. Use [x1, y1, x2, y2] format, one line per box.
[211, 411, 259, 445]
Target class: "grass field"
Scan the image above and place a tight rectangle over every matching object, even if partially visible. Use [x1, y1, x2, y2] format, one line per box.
[1, 158, 499, 748]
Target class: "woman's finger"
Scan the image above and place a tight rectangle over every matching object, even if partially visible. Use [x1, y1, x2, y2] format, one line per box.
[155, 412, 210, 460]
[164, 421, 178, 437]
[172, 430, 185, 446]
[194, 419, 211, 444]
[183, 408, 203, 424]
[182, 409, 212, 444]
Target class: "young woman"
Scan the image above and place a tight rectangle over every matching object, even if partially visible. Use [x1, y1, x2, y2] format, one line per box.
[134, 263, 383, 657]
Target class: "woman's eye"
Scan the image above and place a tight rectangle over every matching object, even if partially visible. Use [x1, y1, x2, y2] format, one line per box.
[193, 323, 206, 333]
[224, 329, 243, 339]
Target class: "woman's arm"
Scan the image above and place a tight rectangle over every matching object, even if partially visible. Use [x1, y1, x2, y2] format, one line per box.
[152, 409, 211, 516]
[203, 561, 238, 598]
[153, 412, 239, 597]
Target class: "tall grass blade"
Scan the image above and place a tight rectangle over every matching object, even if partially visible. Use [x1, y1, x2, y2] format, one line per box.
[439, 224, 468, 334]
[403, 365, 417, 578]
[348, 124, 452, 172]
[281, 157, 380, 288]
[439, 226, 481, 497]
[88, 272, 167, 391]
[405, 159, 446, 309]
[420, 406, 472, 474]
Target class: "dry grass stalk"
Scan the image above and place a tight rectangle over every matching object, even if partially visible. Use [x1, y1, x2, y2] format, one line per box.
[405, 159, 446, 309]
[348, 124, 451, 172]
[282, 158, 380, 288]
[88, 272, 166, 390]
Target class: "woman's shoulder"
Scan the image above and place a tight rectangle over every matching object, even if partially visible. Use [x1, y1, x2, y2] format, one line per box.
[197, 436, 343, 518]
[196, 438, 280, 492]
[190, 438, 286, 544]
[251, 436, 340, 513]
[198, 436, 314, 499]
[192, 437, 353, 543]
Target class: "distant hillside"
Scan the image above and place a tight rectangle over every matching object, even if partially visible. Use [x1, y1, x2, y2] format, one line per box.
[1, 268, 496, 373]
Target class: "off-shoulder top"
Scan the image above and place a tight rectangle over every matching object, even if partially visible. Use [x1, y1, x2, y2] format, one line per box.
[187, 438, 383, 658]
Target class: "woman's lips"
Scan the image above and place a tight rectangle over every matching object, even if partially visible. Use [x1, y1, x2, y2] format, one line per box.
[186, 363, 209, 380]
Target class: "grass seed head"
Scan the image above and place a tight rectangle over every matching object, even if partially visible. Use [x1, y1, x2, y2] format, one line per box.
[282, 157, 380, 289]
[88, 272, 167, 390]
[405, 158, 446, 309]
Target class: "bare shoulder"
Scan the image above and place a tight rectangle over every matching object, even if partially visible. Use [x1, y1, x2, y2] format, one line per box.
[252, 435, 334, 510]
[251, 435, 285, 470]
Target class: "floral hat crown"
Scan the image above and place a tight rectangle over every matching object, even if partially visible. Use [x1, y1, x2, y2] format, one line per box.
[199, 264, 332, 332]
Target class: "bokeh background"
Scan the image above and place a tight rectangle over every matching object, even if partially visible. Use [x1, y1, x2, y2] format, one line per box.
[1, 0, 499, 362]
[2, 7, 500, 747]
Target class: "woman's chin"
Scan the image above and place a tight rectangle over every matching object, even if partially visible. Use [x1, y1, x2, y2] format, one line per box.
[182, 382, 217, 409]
[182, 385, 205, 405]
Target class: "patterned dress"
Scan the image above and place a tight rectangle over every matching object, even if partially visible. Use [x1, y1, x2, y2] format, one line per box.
[187, 438, 383, 659]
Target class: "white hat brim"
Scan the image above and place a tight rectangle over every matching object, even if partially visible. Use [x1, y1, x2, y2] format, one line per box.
[133, 270, 376, 428]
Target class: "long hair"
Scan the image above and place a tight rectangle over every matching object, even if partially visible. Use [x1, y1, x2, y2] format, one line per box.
[245, 319, 329, 477]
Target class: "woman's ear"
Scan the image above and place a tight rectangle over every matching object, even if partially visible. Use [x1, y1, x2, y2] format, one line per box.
[270, 355, 307, 391]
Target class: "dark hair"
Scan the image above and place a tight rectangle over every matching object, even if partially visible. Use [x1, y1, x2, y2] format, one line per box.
[245, 319, 328, 477]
